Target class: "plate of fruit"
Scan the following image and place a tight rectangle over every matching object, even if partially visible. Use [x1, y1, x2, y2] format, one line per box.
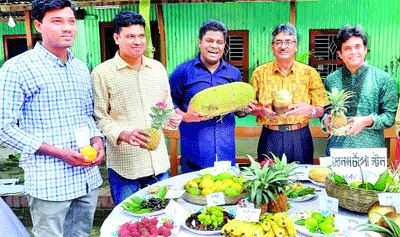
[111, 216, 178, 237]
[291, 210, 349, 236]
[285, 182, 317, 202]
[121, 186, 170, 217]
[182, 205, 236, 235]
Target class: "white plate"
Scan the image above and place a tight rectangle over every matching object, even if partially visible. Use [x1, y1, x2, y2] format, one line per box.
[291, 210, 349, 237]
[111, 216, 179, 237]
[288, 193, 317, 202]
[121, 195, 167, 217]
[181, 207, 236, 235]
[310, 179, 326, 187]
[199, 166, 241, 177]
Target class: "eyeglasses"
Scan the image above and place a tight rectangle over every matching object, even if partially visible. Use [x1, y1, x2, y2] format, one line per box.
[272, 40, 297, 48]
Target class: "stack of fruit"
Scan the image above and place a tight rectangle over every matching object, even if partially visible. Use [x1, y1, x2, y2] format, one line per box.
[184, 205, 235, 232]
[221, 212, 297, 237]
[294, 211, 336, 234]
[117, 217, 174, 237]
[184, 172, 247, 196]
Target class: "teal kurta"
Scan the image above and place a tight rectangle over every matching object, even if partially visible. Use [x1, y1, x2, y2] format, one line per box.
[323, 62, 398, 155]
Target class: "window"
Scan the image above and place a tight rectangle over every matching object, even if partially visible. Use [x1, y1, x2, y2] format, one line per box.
[223, 30, 249, 82]
[309, 29, 344, 78]
[3, 34, 41, 61]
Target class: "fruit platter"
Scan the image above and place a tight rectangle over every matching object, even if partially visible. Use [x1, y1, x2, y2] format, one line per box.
[111, 216, 178, 237]
[181, 205, 236, 235]
[291, 210, 348, 236]
[121, 186, 170, 217]
[182, 172, 249, 205]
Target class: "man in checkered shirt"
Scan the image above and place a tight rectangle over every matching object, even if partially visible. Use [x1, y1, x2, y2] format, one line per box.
[0, 0, 105, 236]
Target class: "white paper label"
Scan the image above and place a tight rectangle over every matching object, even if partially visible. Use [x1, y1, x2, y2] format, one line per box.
[235, 208, 261, 222]
[378, 193, 400, 206]
[206, 192, 225, 206]
[164, 200, 187, 226]
[330, 148, 387, 184]
[74, 126, 90, 148]
[318, 157, 332, 167]
[319, 195, 339, 213]
[214, 161, 231, 170]
[164, 190, 186, 199]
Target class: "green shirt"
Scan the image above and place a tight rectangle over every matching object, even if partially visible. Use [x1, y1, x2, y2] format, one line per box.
[323, 62, 398, 155]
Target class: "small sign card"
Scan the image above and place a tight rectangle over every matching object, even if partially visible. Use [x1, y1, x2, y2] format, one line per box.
[378, 193, 400, 206]
[164, 200, 187, 226]
[319, 157, 332, 167]
[319, 195, 339, 213]
[330, 148, 387, 184]
[235, 208, 261, 222]
[206, 192, 225, 206]
[164, 190, 186, 199]
[214, 161, 231, 170]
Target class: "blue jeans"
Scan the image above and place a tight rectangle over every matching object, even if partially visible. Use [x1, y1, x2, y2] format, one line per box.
[108, 168, 169, 205]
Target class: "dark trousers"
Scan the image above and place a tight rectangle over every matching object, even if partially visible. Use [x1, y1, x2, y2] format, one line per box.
[257, 125, 314, 164]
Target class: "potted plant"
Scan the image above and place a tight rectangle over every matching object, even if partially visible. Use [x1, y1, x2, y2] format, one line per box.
[241, 153, 298, 213]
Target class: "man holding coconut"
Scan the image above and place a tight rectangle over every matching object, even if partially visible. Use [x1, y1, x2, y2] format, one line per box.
[249, 23, 329, 164]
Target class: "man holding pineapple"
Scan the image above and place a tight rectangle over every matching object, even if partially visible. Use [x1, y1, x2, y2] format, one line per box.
[249, 23, 329, 164]
[323, 25, 398, 155]
[92, 11, 182, 205]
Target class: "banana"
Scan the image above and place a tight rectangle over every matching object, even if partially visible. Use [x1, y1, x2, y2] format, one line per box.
[231, 220, 249, 236]
[260, 219, 271, 232]
[263, 229, 275, 237]
[279, 213, 297, 237]
[268, 219, 287, 237]
[272, 213, 287, 228]
[242, 223, 259, 237]
[222, 219, 238, 235]
[252, 226, 265, 237]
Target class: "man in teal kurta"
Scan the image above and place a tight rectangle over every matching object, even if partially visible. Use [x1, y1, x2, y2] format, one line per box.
[323, 25, 398, 155]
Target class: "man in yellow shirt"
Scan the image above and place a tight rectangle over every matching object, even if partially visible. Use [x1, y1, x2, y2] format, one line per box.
[91, 11, 182, 205]
[249, 23, 329, 164]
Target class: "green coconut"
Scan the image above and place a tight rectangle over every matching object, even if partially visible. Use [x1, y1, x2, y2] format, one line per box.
[272, 90, 294, 115]
[190, 82, 255, 117]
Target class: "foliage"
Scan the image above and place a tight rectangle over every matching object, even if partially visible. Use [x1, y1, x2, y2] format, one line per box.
[241, 153, 298, 206]
[358, 212, 400, 237]
[326, 87, 355, 116]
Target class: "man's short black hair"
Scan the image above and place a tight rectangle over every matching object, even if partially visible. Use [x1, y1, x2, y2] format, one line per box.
[337, 25, 368, 51]
[32, 0, 75, 22]
[198, 20, 227, 40]
[112, 10, 146, 34]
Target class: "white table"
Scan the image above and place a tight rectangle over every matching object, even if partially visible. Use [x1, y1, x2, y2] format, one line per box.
[100, 165, 370, 237]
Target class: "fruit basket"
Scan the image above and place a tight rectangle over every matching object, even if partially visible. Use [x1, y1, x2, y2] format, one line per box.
[182, 191, 249, 205]
[325, 173, 379, 213]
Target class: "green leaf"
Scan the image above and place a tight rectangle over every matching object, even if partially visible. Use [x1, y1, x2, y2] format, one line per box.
[373, 169, 389, 191]
[333, 172, 348, 184]
[130, 196, 143, 206]
[157, 186, 167, 199]
[294, 219, 306, 225]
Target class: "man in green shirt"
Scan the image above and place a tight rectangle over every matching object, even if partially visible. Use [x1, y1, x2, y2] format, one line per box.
[323, 25, 398, 155]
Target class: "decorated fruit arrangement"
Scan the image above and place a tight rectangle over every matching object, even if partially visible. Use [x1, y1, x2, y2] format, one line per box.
[117, 217, 174, 237]
[294, 211, 337, 234]
[285, 182, 316, 199]
[222, 212, 297, 237]
[184, 172, 248, 196]
[185, 205, 235, 231]
[357, 202, 400, 237]
[122, 186, 170, 214]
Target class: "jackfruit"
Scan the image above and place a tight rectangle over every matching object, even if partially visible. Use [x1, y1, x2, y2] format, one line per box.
[190, 82, 255, 116]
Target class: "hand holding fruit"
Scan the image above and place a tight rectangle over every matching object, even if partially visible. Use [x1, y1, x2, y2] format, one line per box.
[347, 116, 373, 136]
[117, 129, 150, 147]
[249, 100, 279, 118]
[182, 102, 212, 123]
[323, 115, 333, 133]
[286, 102, 314, 116]
[167, 113, 183, 129]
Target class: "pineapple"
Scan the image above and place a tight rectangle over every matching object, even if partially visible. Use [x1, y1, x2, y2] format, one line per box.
[326, 87, 355, 129]
[145, 102, 173, 151]
[241, 153, 298, 213]
[358, 211, 400, 237]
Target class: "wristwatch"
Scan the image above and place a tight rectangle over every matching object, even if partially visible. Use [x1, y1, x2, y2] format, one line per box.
[310, 106, 317, 117]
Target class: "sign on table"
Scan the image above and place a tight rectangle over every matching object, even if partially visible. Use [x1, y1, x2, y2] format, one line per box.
[206, 192, 225, 206]
[319, 195, 339, 213]
[235, 208, 261, 222]
[330, 148, 387, 183]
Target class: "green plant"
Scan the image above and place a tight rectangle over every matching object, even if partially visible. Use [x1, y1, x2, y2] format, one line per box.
[7, 153, 21, 162]
[241, 153, 298, 212]
[358, 212, 400, 237]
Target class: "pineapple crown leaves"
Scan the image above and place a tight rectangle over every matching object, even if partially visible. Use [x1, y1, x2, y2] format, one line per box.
[149, 102, 173, 129]
[326, 87, 356, 116]
[357, 211, 400, 237]
[241, 153, 299, 206]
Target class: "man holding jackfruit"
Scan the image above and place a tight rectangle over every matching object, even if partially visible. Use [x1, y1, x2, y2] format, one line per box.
[169, 20, 245, 173]
[249, 23, 329, 164]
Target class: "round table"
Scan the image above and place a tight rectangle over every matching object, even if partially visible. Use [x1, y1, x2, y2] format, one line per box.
[100, 165, 370, 237]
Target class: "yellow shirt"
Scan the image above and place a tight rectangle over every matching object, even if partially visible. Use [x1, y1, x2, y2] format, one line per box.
[92, 53, 173, 180]
[250, 60, 329, 125]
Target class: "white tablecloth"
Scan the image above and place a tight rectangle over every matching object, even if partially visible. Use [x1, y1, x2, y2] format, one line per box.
[100, 165, 370, 237]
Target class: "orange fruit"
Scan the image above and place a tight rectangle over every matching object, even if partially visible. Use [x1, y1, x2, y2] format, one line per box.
[80, 146, 97, 162]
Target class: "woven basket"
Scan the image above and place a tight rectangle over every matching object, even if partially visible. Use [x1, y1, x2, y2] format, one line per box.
[325, 173, 379, 213]
[182, 191, 249, 205]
